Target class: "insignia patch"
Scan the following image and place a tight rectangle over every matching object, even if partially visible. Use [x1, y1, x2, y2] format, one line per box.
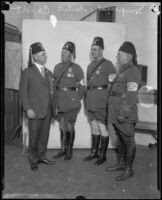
[96, 70, 100, 75]
[67, 73, 74, 78]
[64, 45, 68, 49]
[68, 68, 72, 73]
[108, 74, 117, 82]
[127, 82, 138, 91]
[122, 104, 131, 111]
[80, 78, 86, 86]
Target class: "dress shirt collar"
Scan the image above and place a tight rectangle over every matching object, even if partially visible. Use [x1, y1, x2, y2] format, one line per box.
[34, 62, 45, 73]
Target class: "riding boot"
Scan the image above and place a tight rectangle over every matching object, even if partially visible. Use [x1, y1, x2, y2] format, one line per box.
[64, 131, 75, 160]
[53, 130, 67, 159]
[83, 134, 100, 161]
[116, 147, 136, 181]
[95, 136, 109, 165]
[106, 142, 126, 171]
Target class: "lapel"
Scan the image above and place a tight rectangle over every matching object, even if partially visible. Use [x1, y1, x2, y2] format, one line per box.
[44, 68, 52, 87]
[32, 64, 48, 85]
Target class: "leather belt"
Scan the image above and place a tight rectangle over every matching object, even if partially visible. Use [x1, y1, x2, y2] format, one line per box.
[110, 91, 125, 97]
[87, 85, 108, 90]
[56, 86, 77, 91]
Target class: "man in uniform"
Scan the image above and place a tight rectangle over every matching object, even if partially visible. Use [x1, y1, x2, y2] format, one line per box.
[84, 37, 116, 165]
[106, 41, 141, 181]
[53, 41, 86, 160]
[19, 42, 56, 171]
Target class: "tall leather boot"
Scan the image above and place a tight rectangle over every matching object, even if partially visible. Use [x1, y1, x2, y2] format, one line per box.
[53, 130, 67, 159]
[64, 131, 75, 160]
[106, 142, 126, 171]
[94, 136, 109, 165]
[116, 147, 136, 181]
[83, 134, 100, 161]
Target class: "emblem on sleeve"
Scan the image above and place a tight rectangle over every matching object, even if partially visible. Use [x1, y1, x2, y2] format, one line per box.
[108, 74, 117, 82]
[80, 78, 86, 86]
[127, 82, 138, 91]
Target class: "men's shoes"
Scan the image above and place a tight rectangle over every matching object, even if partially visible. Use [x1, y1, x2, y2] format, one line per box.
[115, 168, 134, 181]
[30, 164, 38, 171]
[38, 159, 55, 165]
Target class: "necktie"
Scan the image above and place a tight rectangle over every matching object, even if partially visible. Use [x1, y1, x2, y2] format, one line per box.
[40, 67, 45, 78]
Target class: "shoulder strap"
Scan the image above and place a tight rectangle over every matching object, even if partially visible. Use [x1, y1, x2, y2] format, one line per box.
[87, 58, 106, 82]
[56, 62, 73, 85]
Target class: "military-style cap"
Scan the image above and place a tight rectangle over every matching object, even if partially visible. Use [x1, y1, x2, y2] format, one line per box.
[62, 41, 76, 58]
[92, 37, 104, 49]
[30, 42, 45, 55]
[119, 41, 136, 55]
[28, 42, 45, 68]
[119, 41, 138, 65]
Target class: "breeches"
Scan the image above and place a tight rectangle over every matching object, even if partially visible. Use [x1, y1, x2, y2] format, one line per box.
[87, 110, 108, 137]
[57, 108, 80, 132]
[113, 124, 136, 154]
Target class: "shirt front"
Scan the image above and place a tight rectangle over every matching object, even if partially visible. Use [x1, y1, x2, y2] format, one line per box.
[34, 62, 45, 74]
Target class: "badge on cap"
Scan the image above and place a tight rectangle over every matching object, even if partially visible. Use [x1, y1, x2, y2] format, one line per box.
[64, 45, 69, 50]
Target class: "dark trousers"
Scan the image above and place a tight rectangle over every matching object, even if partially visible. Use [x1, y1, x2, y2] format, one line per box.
[28, 106, 52, 164]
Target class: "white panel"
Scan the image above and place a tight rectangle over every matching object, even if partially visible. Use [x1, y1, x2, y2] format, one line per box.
[22, 20, 126, 149]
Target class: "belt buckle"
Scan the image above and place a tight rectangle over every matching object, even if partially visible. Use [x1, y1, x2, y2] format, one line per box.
[98, 87, 102, 90]
[63, 87, 67, 91]
[122, 93, 125, 98]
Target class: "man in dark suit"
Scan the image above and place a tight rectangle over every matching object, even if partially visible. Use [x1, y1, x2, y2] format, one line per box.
[19, 42, 56, 171]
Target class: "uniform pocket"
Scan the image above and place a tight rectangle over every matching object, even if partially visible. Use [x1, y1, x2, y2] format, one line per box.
[115, 104, 121, 112]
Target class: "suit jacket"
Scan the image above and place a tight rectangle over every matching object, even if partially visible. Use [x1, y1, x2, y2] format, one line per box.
[19, 64, 56, 119]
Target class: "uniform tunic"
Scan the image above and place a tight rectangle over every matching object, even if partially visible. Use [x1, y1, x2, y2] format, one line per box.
[53, 61, 85, 130]
[85, 58, 116, 111]
[54, 61, 85, 112]
[108, 61, 141, 136]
